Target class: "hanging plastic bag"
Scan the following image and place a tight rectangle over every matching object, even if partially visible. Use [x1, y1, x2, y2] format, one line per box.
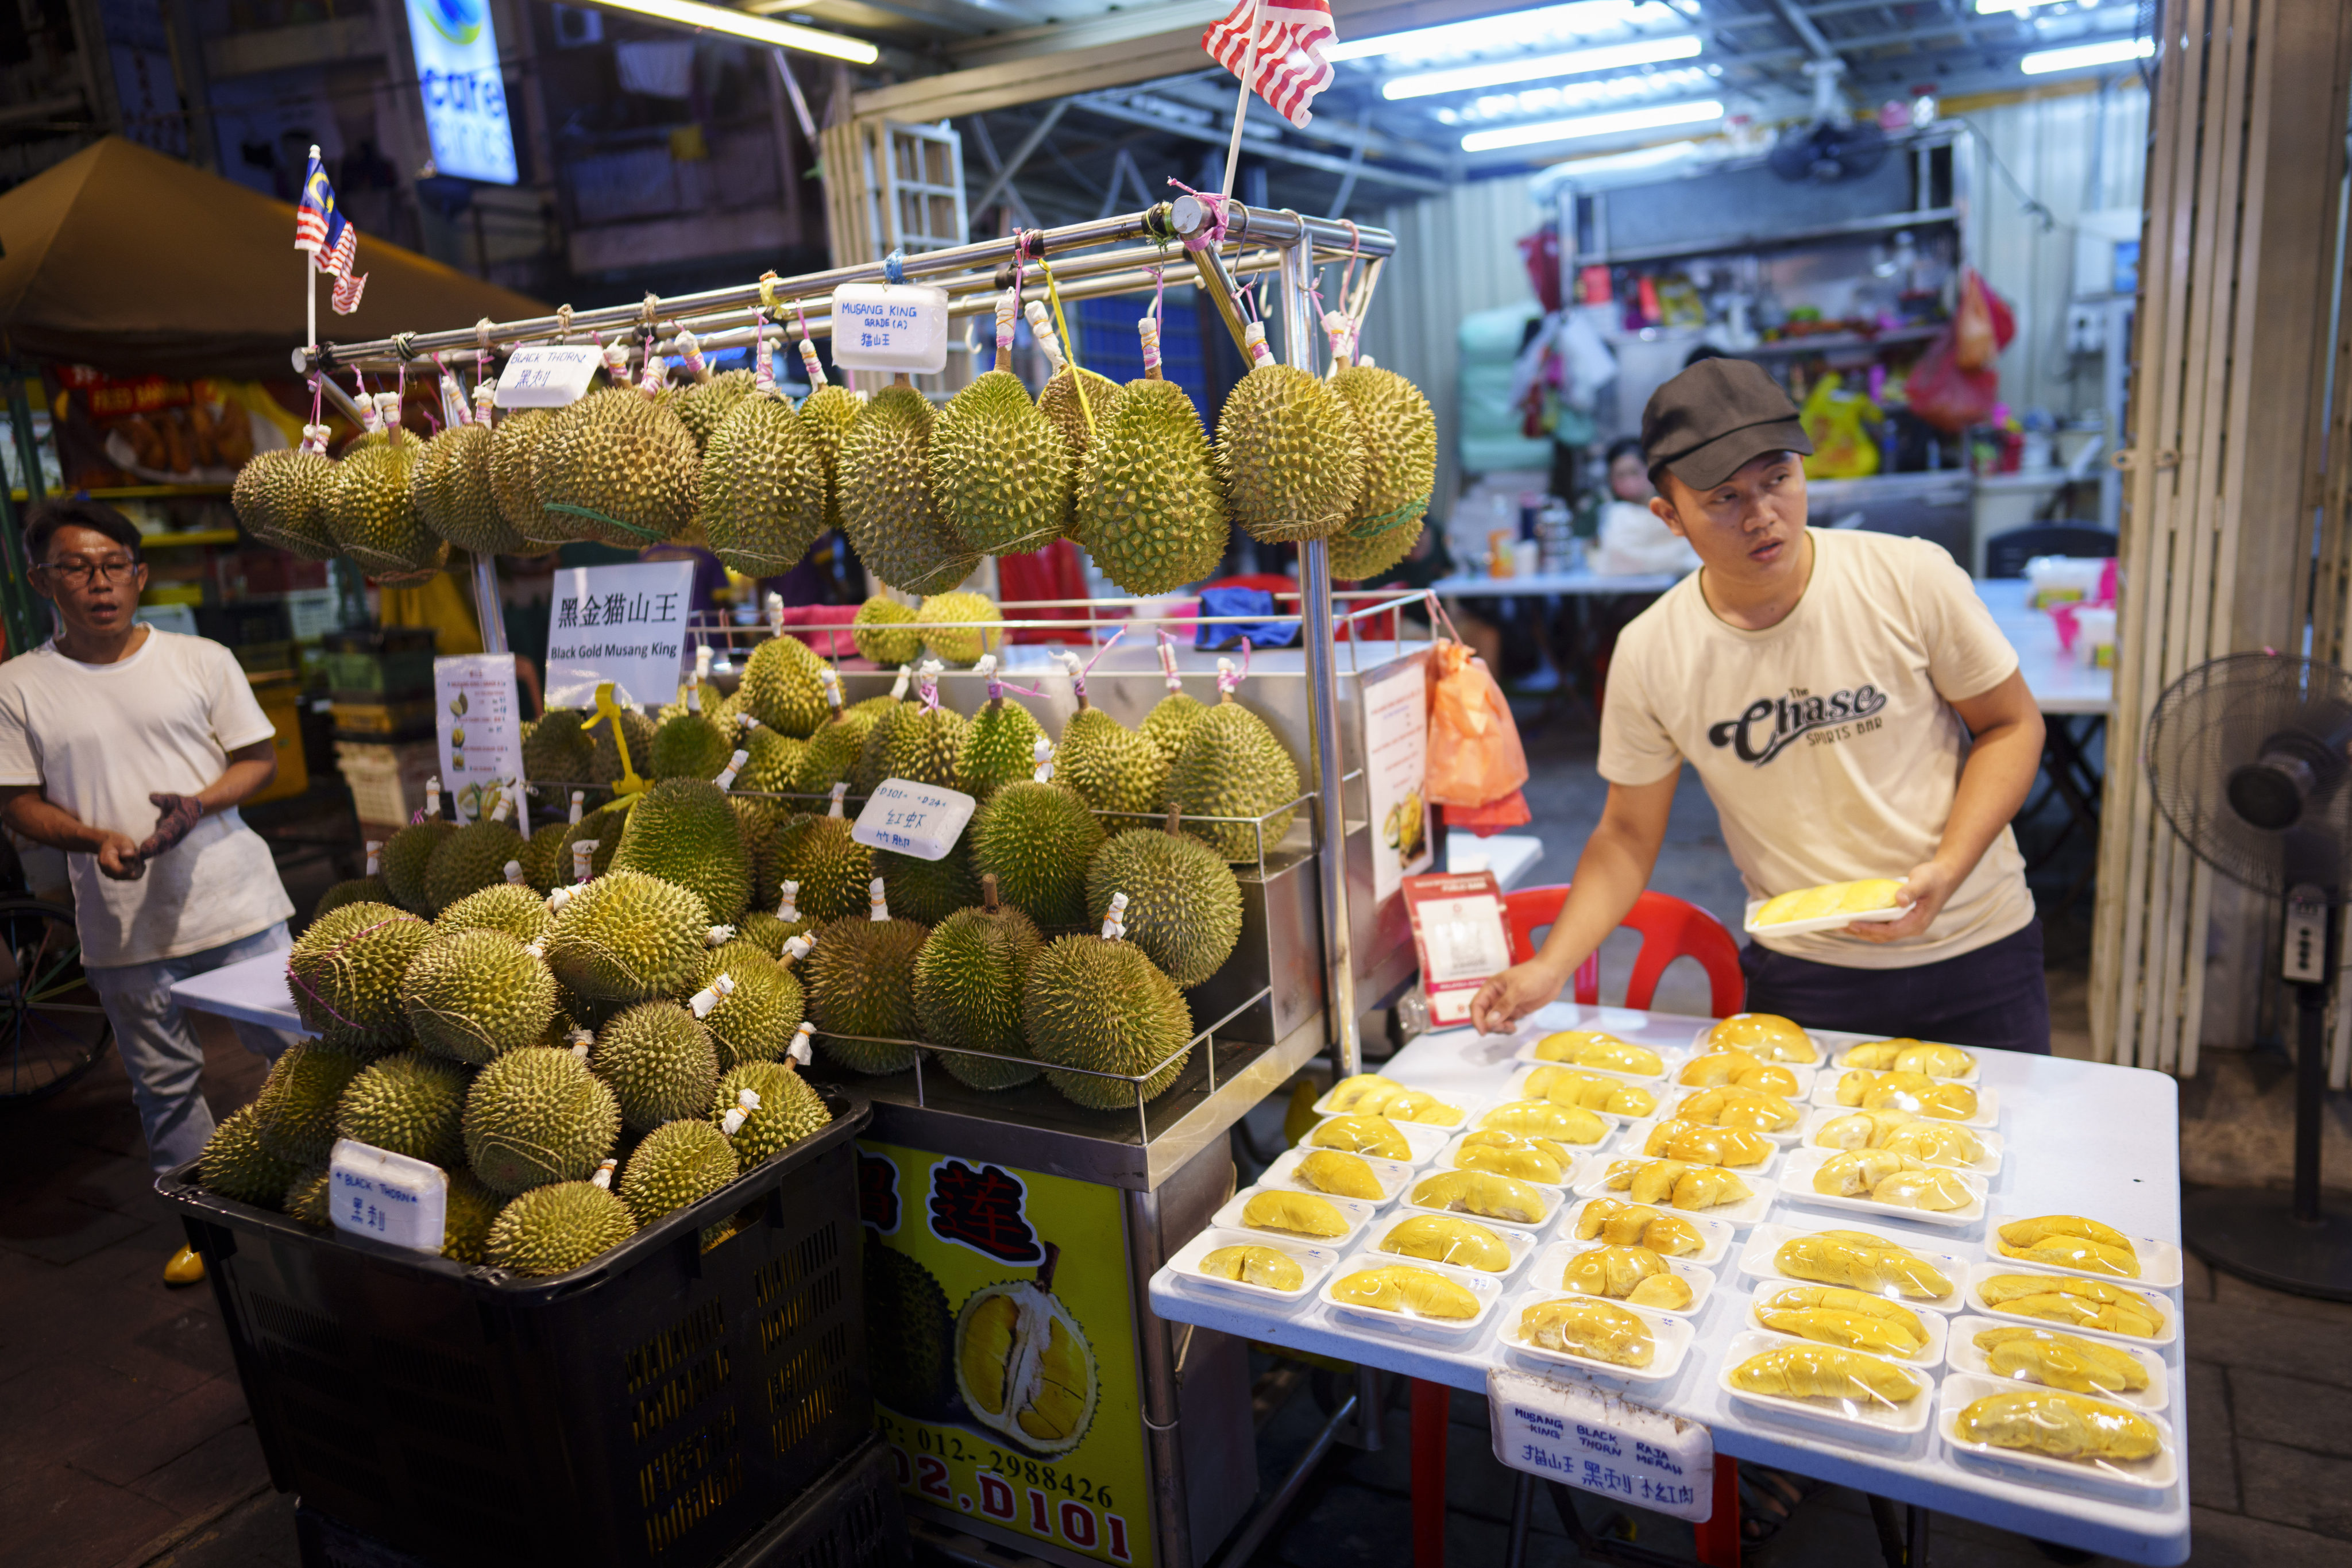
[1426, 639, 1530, 808]
[1903, 327, 1998, 434]
[1953, 267, 2017, 372]
[1798, 371, 1880, 480]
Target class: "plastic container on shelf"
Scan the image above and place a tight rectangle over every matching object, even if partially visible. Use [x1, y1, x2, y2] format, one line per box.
[157, 1090, 872, 1568]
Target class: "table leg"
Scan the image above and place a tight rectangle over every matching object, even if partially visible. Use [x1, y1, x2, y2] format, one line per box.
[1412, 1378, 1447, 1568]
[1694, 1454, 1740, 1567]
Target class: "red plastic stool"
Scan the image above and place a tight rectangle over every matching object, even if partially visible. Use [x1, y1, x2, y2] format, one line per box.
[1502, 886, 1745, 1016]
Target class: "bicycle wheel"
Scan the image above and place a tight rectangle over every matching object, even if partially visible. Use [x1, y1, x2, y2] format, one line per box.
[0, 897, 110, 1102]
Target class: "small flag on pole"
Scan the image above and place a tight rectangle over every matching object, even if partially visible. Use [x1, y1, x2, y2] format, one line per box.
[1202, 0, 1338, 129]
[319, 210, 367, 316]
[295, 152, 335, 252]
[296, 153, 367, 314]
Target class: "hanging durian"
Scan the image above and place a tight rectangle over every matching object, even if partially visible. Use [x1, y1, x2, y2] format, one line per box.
[414, 379, 528, 555]
[853, 595, 924, 667]
[493, 405, 581, 548]
[531, 350, 700, 546]
[931, 293, 1074, 555]
[840, 379, 979, 596]
[323, 396, 447, 581]
[232, 439, 337, 561]
[1323, 330, 1435, 580]
[1215, 328, 1365, 544]
[698, 335, 827, 577]
[1025, 299, 1122, 470]
[786, 325, 860, 533]
[1076, 312, 1227, 594]
[917, 590, 1002, 667]
[671, 365, 756, 454]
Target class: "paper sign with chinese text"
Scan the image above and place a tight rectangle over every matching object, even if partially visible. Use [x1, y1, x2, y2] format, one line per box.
[329, 1139, 449, 1253]
[1486, 1366, 1714, 1522]
[858, 1138, 1153, 1567]
[829, 283, 951, 373]
[543, 561, 694, 712]
[493, 345, 602, 407]
[1401, 871, 1511, 1026]
[434, 654, 523, 825]
[1362, 658, 1432, 902]
[853, 779, 975, 862]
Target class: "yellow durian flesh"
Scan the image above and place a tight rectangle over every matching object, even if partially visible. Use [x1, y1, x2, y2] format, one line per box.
[1573, 1198, 1709, 1256]
[1381, 1214, 1514, 1273]
[1606, 1158, 1751, 1211]
[1241, 1189, 1350, 1238]
[1979, 1275, 2166, 1338]
[1703, 1013, 1817, 1063]
[1813, 1109, 1919, 1152]
[1533, 1030, 1663, 1076]
[1870, 1166, 1975, 1211]
[1561, 1245, 1689, 1309]
[1814, 1149, 1924, 1197]
[1411, 1169, 1548, 1224]
[1998, 1214, 2137, 1268]
[1326, 1072, 1403, 1114]
[1310, 1114, 1409, 1159]
[1729, 1343, 1922, 1406]
[1881, 1122, 1986, 1167]
[1331, 1264, 1480, 1319]
[1478, 1099, 1607, 1145]
[1774, 1232, 1952, 1300]
[1756, 1285, 1929, 1355]
[1752, 879, 1905, 928]
[1382, 1088, 1465, 1126]
[1674, 1086, 1799, 1131]
[1530, 1067, 1657, 1116]
[1517, 1297, 1655, 1366]
[1199, 1244, 1306, 1290]
[1956, 1391, 2161, 1462]
[1642, 1119, 1775, 1167]
[1296, 1148, 1385, 1200]
[1974, 1326, 2150, 1395]
[1677, 1050, 1800, 1096]
[1454, 1140, 1568, 1185]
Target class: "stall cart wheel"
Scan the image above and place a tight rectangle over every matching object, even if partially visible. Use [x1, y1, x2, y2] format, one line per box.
[0, 897, 109, 1102]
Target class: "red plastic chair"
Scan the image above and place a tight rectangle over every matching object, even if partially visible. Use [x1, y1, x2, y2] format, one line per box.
[1502, 885, 1745, 1015]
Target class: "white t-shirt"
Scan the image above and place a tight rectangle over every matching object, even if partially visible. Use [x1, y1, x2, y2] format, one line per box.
[1598, 527, 2034, 968]
[0, 628, 295, 968]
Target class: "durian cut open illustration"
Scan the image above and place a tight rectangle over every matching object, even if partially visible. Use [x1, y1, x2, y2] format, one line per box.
[954, 1242, 1100, 1457]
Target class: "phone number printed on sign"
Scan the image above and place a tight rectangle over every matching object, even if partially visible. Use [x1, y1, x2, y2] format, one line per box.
[879, 1412, 1136, 1563]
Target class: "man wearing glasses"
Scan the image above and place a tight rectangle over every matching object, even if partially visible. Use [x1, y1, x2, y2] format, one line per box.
[0, 500, 298, 1285]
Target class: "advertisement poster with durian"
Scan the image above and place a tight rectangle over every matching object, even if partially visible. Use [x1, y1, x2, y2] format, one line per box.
[859, 1138, 1152, 1567]
[433, 655, 522, 825]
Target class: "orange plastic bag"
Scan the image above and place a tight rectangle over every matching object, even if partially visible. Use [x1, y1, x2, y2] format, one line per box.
[1426, 640, 1530, 807]
[1953, 267, 2015, 372]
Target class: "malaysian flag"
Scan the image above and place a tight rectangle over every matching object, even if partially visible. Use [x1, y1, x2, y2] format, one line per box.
[295, 153, 335, 252]
[319, 209, 368, 316]
[1202, 0, 1338, 129]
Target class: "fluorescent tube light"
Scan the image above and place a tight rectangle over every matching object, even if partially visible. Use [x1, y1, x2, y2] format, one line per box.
[1461, 98, 1722, 152]
[1326, 0, 1652, 63]
[1548, 138, 1701, 176]
[1382, 36, 1702, 99]
[2021, 36, 2150, 72]
[608, 0, 878, 62]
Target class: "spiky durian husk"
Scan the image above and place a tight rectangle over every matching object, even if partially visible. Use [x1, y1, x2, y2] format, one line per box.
[930, 370, 1073, 555]
[700, 393, 827, 577]
[1038, 367, 1122, 464]
[673, 369, 756, 453]
[798, 383, 862, 534]
[839, 385, 979, 596]
[1024, 934, 1194, 1109]
[1215, 365, 1366, 544]
[917, 591, 1002, 667]
[1055, 706, 1163, 821]
[1329, 365, 1438, 540]
[496, 407, 582, 547]
[954, 697, 1046, 801]
[852, 596, 924, 667]
[233, 448, 337, 561]
[325, 439, 450, 582]
[1165, 695, 1302, 862]
[737, 634, 829, 738]
[415, 421, 528, 555]
[1076, 377, 1227, 594]
[532, 387, 700, 547]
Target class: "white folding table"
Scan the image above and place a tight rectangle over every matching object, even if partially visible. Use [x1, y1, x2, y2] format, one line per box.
[172, 949, 310, 1034]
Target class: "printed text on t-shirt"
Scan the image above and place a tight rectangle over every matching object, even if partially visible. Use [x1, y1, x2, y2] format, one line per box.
[1706, 683, 1888, 766]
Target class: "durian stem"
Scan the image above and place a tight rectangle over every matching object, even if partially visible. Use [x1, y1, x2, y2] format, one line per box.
[982, 872, 999, 913]
[893, 372, 913, 388]
[1165, 801, 1180, 836]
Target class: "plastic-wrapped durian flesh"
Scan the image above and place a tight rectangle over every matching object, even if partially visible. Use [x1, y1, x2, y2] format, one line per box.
[1409, 1169, 1547, 1225]
[839, 384, 979, 596]
[1977, 1273, 2167, 1338]
[1380, 1214, 1513, 1273]
[1640, 1118, 1775, 1167]
[1198, 1244, 1304, 1291]
[1330, 1264, 1479, 1319]
[1601, 1158, 1751, 1212]
[1452, 1129, 1571, 1185]
[1677, 1049, 1799, 1095]
[1955, 1389, 2161, 1462]
[1755, 1284, 1929, 1355]
[1530, 1030, 1663, 1076]
[1573, 1198, 1705, 1256]
[1994, 1215, 2139, 1277]
[1728, 1343, 1922, 1406]
[1973, 1326, 2151, 1395]
[1772, 1229, 1952, 1299]
[1839, 1037, 1974, 1077]
[1307, 1114, 1408, 1159]
[1525, 1065, 1656, 1118]
[1477, 1098, 1606, 1146]
[1239, 1189, 1349, 1238]
[1559, 1245, 1692, 1309]
[1671, 1086, 1799, 1131]
[1294, 1148, 1384, 1200]
[1517, 1297, 1653, 1366]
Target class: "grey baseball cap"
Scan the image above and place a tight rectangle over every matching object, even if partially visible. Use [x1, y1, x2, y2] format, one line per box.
[1640, 358, 1813, 491]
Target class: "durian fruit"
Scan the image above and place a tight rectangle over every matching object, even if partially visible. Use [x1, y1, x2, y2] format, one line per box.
[1296, 1149, 1385, 1200]
[806, 893, 927, 1073]
[1199, 1245, 1306, 1291]
[852, 596, 924, 667]
[610, 777, 752, 926]
[324, 438, 450, 581]
[876, 844, 981, 926]
[700, 391, 827, 576]
[588, 708, 657, 788]
[381, 816, 458, 913]
[1139, 689, 1207, 773]
[335, 1049, 471, 1167]
[1168, 690, 1302, 862]
[772, 811, 874, 922]
[955, 1249, 1099, 1455]
[231, 447, 337, 560]
[1242, 1189, 1349, 1237]
[1326, 362, 1436, 557]
[969, 781, 1105, 928]
[955, 680, 1046, 800]
[853, 694, 913, 797]
[196, 1104, 302, 1207]
[1216, 364, 1366, 544]
[543, 868, 709, 1013]
[737, 634, 830, 739]
[1038, 366, 1123, 463]
[311, 861, 392, 927]
[254, 1041, 370, 1164]
[442, 1171, 503, 1263]
[285, 1165, 333, 1228]
[617, 1116, 740, 1223]
[557, 805, 625, 886]
[522, 708, 598, 785]
[1055, 696, 1163, 821]
[877, 698, 967, 789]
[1330, 1264, 1481, 1320]
[913, 889, 1044, 1091]
[495, 407, 580, 547]
[798, 381, 862, 532]
[839, 384, 979, 596]
[1076, 366, 1226, 594]
[672, 368, 756, 454]
[1324, 517, 1424, 585]
[464, 1045, 622, 1195]
[1024, 932, 1192, 1110]
[517, 820, 573, 895]
[403, 926, 558, 1064]
[531, 386, 700, 546]
[1084, 820, 1243, 987]
[733, 725, 806, 798]
[650, 701, 735, 779]
[422, 812, 523, 914]
[697, 947, 802, 1072]
[930, 370, 1072, 555]
[732, 795, 785, 910]
[714, 1059, 833, 1164]
[917, 591, 1003, 667]
[796, 697, 887, 797]
[414, 420, 527, 555]
[285, 901, 432, 1053]
[867, 1235, 958, 1417]
[485, 1179, 637, 1276]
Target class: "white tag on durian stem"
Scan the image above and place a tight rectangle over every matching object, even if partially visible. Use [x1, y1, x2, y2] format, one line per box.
[829, 783, 849, 819]
[374, 391, 403, 432]
[302, 422, 332, 454]
[995, 289, 1018, 360]
[424, 777, 443, 817]
[707, 924, 735, 946]
[1024, 299, 1066, 372]
[525, 939, 547, 959]
[1101, 891, 1130, 942]
[722, 1086, 762, 1136]
[503, 859, 524, 884]
[788, 1022, 814, 1066]
[782, 934, 812, 964]
[715, 748, 748, 790]
[601, 341, 630, 377]
[754, 331, 777, 396]
[1242, 320, 1272, 367]
[358, 396, 384, 435]
[571, 839, 598, 882]
[472, 380, 496, 423]
[1032, 737, 1055, 784]
[798, 334, 827, 385]
[973, 653, 997, 679]
[1138, 315, 1163, 377]
[695, 644, 714, 681]
[438, 372, 466, 426]
[779, 881, 800, 922]
[676, 327, 706, 380]
[818, 665, 842, 712]
[868, 877, 890, 921]
[545, 885, 573, 914]
[568, 790, 585, 826]
[589, 1157, 616, 1189]
[890, 665, 912, 701]
[1321, 309, 1353, 371]
[491, 796, 512, 823]
[1157, 640, 1182, 692]
[766, 592, 785, 639]
[364, 840, 382, 876]
[1360, 352, 1376, 369]
[638, 349, 667, 395]
[689, 973, 734, 1018]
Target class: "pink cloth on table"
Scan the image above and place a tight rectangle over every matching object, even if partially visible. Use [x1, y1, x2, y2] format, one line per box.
[777, 603, 860, 658]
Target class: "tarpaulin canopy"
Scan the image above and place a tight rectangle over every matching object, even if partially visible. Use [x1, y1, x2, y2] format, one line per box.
[0, 137, 545, 380]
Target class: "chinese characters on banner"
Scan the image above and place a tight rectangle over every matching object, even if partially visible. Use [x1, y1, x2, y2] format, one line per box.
[543, 561, 695, 712]
[433, 654, 524, 825]
[1361, 658, 1433, 902]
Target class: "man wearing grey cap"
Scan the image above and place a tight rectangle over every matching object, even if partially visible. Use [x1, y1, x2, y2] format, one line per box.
[1472, 358, 2049, 1056]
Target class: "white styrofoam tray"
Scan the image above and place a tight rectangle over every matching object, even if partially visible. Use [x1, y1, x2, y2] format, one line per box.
[1211, 1185, 1380, 1250]
[1432, 1132, 1585, 1192]
[1361, 1210, 1539, 1284]
[1737, 1223, 1973, 1314]
[1571, 1161, 1778, 1229]
[1259, 1145, 1419, 1208]
[1828, 1040, 1983, 1084]
[1740, 1277, 1951, 1368]
[1944, 1315, 2171, 1413]
[1717, 1329, 1936, 1438]
[1982, 1214, 2185, 1291]
[1164, 1226, 1342, 1303]
[1937, 1373, 2180, 1495]
[1504, 1064, 1669, 1123]
[1687, 1020, 1830, 1069]
[1303, 1113, 1454, 1167]
[1558, 1196, 1739, 1266]
[1809, 1074, 2002, 1130]
[1499, 1293, 1696, 1384]
[1510, 1033, 1683, 1084]
[1961, 1264, 2178, 1349]
[1318, 1254, 1506, 1338]
[1797, 1106, 2006, 1176]
[1778, 1146, 1990, 1229]
[1527, 1241, 1719, 1318]
[1611, 1117, 1789, 1176]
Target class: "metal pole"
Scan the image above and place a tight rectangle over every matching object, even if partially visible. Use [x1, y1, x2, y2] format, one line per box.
[1284, 233, 1360, 1078]
[0, 369, 49, 656]
[471, 552, 508, 656]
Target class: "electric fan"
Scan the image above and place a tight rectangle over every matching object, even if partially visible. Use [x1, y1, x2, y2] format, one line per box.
[1767, 60, 1889, 186]
[2146, 651, 2352, 1299]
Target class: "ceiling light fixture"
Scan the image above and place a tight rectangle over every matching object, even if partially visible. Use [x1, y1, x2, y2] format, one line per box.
[1461, 98, 1723, 152]
[611, 0, 878, 62]
[1382, 35, 1702, 99]
[1327, 0, 1659, 63]
[2020, 35, 2150, 72]
[1542, 138, 1702, 177]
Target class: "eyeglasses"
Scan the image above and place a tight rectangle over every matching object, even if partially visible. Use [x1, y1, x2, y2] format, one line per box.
[36, 556, 141, 587]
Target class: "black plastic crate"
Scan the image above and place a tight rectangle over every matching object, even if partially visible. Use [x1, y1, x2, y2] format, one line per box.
[161, 1090, 872, 1568]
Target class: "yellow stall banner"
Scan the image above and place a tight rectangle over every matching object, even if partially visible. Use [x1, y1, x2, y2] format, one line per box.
[858, 1138, 1152, 1567]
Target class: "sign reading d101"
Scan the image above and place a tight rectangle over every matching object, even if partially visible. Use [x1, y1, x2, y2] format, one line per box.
[853, 779, 974, 862]
[543, 559, 694, 712]
[829, 281, 949, 373]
